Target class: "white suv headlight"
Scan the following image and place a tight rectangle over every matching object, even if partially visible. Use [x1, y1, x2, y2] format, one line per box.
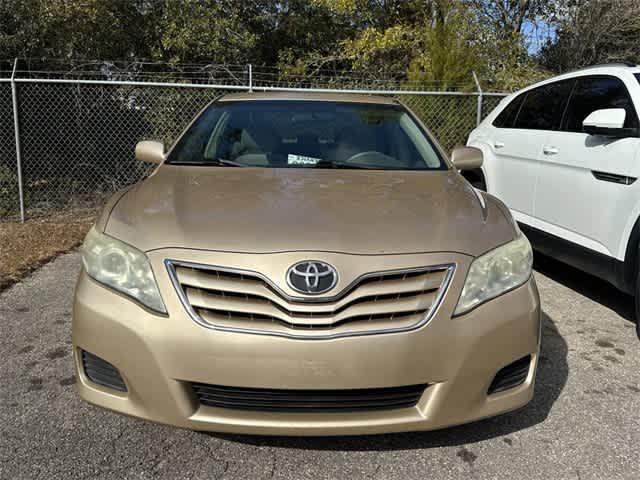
[454, 232, 533, 316]
[81, 227, 166, 314]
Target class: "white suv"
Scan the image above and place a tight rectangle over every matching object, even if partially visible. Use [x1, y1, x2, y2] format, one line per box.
[467, 63, 640, 326]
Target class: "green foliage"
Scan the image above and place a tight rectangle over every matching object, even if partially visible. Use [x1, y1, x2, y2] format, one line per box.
[152, 0, 257, 64]
[489, 43, 550, 90]
[406, 3, 482, 90]
[308, 0, 550, 90]
[259, 0, 356, 68]
[0, 0, 147, 59]
[539, 0, 640, 72]
[345, 26, 416, 77]
[0, 0, 565, 90]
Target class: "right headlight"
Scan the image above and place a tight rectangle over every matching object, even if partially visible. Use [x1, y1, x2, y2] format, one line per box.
[454, 232, 533, 316]
[81, 226, 166, 314]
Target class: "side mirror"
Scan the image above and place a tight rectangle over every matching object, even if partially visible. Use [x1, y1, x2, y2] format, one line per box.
[135, 140, 165, 164]
[451, 146, 483, 171]
[583, 108, 634, 137]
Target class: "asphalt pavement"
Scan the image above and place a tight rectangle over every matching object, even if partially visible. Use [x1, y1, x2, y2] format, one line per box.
[1, 252, 639, 479]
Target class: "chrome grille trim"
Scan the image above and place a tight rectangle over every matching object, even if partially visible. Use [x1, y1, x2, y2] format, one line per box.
[197, 308, 429, 330]
[185, 286, 437, 317]
[165, 259, 456, 340]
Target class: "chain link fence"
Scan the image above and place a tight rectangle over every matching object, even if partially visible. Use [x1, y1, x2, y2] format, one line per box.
[0, 81, 17, 220]
[0, 63, 507, 221]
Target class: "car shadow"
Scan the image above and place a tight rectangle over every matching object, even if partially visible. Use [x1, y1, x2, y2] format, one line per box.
[533, 253, 635, 324]
[208, 312, 567, 450]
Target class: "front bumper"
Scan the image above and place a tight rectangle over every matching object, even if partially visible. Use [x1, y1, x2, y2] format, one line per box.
[72, 249, 541, 436]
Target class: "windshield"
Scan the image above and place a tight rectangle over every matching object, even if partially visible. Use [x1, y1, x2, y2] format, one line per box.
[166, 100, 446, 170]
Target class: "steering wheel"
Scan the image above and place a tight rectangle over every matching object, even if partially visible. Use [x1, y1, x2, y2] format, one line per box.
[344, 151, 398, 166]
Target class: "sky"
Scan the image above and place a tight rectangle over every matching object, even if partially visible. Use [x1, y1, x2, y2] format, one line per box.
[523, 20, 557, 55]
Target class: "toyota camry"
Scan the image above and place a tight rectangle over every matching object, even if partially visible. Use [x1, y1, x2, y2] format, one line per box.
[73, 92, 540, 435]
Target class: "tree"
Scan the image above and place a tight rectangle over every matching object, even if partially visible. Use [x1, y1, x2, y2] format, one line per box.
[0, 0, 148, 60]
[150, 0, 258, 64]
[275, 0, 425, 82]
[305, 0, 550, 90]
[406, 1, 483, 90]
[0, 0, 563, 90]
[540, 0, 640, 72]
[469, 0, 561, 42]
[304, 0, 478, 85]
[255, 0, 356, 70]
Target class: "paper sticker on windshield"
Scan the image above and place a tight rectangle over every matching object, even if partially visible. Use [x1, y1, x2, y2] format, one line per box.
[288, 154, 320, 165]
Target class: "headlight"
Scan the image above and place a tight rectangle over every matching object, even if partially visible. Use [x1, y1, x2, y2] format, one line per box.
[454, 232, 533, 316]
[81, 227, 166, 314]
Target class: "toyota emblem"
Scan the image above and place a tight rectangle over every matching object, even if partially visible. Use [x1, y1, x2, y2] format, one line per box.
[286, 261, 338, 295]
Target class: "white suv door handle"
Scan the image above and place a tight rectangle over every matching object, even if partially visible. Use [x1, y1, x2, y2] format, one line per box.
[493, 141, 505, 149]
[543, 146, 559, 155]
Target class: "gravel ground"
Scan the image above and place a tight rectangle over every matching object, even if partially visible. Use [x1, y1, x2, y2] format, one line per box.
[0, 252, 638, 480]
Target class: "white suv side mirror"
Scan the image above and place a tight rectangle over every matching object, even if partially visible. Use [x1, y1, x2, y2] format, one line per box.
[583, 108, 632, 137]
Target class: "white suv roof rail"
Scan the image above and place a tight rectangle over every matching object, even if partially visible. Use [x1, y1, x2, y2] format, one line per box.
[569, 62, 638, 73]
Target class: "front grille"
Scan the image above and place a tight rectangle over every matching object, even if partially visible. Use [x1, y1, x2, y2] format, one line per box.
[167, 260, 454, 338]
[488, 355, 531, 395]
[81, 350, 127, 392]
[191, 382, 427, 412]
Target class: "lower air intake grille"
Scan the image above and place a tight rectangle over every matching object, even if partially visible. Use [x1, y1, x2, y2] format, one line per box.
[192, 383, 427, 413]
[81, 350, 127, 392]
[488, 355, 531, 395]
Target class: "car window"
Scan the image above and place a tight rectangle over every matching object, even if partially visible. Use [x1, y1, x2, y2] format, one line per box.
[514, 80, 574, 131]
[167, 100, 446, 170]
[564, 75, 639, 132]
[492, 93, 525, 128]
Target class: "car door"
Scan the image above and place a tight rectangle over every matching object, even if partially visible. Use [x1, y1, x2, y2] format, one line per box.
[533, 75, 640, 258]
[487, 81, 572, 219]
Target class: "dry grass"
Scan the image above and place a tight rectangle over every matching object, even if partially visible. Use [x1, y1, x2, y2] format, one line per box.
[0, 209, 97, 290]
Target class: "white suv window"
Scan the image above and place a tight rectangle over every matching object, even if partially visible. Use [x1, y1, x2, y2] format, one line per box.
[492, 93, 525, 128]
[562, 75, 639, 132]
[513, 80, 574, 131]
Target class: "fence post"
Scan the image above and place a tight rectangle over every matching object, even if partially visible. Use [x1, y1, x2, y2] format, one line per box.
[472, 71, 483, 127]
[248, 64, 253, 92]
[10, 58, 25, 223]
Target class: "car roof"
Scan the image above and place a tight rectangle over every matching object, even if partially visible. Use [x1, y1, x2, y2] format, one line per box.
[513, 64, 640, 96]
[217, 91, 399, 106]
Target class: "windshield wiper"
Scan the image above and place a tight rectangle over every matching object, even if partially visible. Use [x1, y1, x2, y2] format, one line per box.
[312, 160, 377, 170]
[168, 158, 247, 167]
[209, 158, 248, 167]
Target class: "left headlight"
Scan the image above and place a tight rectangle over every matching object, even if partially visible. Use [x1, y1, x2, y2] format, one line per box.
[81, 226, 166, 314]
[454, 232, 533, 316]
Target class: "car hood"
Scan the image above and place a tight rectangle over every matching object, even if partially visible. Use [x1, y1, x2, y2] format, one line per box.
[103, 166, 515, 256]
